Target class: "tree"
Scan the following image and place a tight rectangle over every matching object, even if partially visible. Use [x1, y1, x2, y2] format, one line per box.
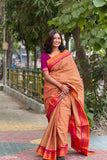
[81, 0, 107, 52]
[49, 0, 91, 89]
[81, 0, 107, 93]
[0, 0, 3, 55]
[5, 0, 58, 69]
[48, 0, 107, 124]
[49, 0, 107, 90]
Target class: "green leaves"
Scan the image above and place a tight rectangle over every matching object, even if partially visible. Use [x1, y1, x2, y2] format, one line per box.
[93, 0, 106, 7]
[84, 103, 94, 128]
[63, 14, 72, 24]
[84, 53, 107, 126]
[48, 17, 59, 26]
[6, 0, 58, 52]
[72, 7, 85, 19]
[104, 27, 107, 33]
[48, 0, 107, 52]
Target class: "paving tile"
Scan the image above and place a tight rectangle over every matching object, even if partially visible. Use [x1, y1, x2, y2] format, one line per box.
[0, 142, 37, 157]
[0, 90, 107, 160]
[89, 136, 107, 150]
[0, 130, 44, 143]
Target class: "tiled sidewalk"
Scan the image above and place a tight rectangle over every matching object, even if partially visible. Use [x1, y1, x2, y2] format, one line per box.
[0, 125, 107, 160]
[0, 90, 107, 160]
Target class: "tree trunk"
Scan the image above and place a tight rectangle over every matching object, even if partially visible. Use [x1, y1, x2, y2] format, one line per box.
[64, 33, 69, 49]
[72, 26, 90, 90]
[105, 48, 107, 57]
[34, 48, 37, 70]
[72, 26, 81, 58]
[7, 37, 13, 68]
[78, 45, 91, 90]
[40, 36, 44, 54]
[103, 49, 107, 95]
[25, 46, 29, 69]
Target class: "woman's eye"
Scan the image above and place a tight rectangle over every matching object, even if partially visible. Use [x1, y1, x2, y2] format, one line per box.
[53, 37, 61, 40]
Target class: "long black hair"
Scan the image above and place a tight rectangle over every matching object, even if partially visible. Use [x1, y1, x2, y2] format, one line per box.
[44, 29, 65, 54]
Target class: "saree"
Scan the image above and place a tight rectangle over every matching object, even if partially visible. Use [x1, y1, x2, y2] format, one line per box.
[36, 50, 93, 160]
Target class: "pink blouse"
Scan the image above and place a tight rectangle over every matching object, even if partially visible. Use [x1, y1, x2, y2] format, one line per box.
[41, 53, 51, 72]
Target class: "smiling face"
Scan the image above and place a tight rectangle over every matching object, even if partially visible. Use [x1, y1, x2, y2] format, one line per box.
[52, 33, 61, 49]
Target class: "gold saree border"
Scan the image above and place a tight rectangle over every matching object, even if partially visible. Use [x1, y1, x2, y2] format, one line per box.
[47, 50, 71, 71]
[46, 88, 95, 156]
[46, 92, 61, 121]
[69, 89, 95, 156]
[37, 144, 68, 160]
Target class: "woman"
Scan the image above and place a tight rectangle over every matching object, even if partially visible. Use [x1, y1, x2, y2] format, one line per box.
[36, 29, 93, 160]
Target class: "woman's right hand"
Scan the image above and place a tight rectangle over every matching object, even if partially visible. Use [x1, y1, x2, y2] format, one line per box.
[59, 84, 70, 95]
[58, 84, 70, 99]
[43, 71, 70, 95]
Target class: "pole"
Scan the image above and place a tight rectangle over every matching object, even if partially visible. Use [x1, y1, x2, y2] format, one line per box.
[3, 0, 7, 86]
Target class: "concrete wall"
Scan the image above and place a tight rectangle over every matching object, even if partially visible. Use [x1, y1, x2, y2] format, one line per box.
[3, 85, 45, 114]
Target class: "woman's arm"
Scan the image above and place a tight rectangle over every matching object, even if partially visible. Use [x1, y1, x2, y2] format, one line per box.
[43, 71, 70, 94]
[43, 71, 62, 88]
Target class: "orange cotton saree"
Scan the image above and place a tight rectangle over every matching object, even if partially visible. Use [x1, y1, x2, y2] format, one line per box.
[36, 50, 94, 160]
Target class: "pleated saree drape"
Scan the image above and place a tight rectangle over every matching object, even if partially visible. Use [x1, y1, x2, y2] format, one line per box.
[36, 50, 94, 160]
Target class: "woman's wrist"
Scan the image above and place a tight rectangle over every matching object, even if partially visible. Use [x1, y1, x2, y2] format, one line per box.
[58, 83, 63, 90]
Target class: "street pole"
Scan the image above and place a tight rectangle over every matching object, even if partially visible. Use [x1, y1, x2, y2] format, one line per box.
[3, 0, 8, 86]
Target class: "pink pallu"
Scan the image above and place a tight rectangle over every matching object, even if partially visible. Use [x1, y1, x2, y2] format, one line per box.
[36, 50, 94, 159]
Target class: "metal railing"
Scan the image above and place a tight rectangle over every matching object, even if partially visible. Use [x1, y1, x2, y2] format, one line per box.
[7, 68, 44, 103]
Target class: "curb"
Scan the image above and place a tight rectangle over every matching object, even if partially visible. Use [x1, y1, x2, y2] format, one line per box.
[0, 86, 3, 91]
[3, 85, 45, 114]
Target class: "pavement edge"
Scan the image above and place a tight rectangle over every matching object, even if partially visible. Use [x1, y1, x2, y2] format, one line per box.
[3, 85, 45, 114]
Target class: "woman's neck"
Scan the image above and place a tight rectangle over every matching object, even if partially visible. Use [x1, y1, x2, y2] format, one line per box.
[48, 47, 60, 57]
[52, 47, 60, 53]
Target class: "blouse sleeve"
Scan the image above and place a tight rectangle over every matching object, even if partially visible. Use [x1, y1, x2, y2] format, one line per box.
[41, 53, 49, 72]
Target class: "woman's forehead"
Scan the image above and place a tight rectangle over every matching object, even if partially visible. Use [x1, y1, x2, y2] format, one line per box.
[53, 33, 60, 37]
